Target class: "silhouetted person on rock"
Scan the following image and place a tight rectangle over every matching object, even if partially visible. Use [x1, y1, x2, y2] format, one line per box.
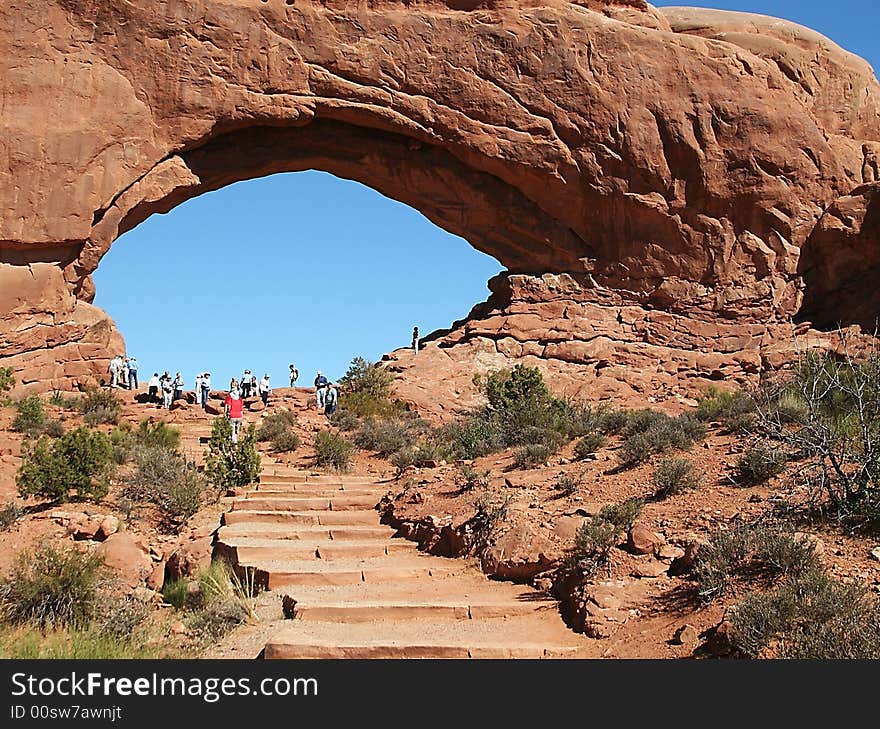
[289, 363, 299, 388]
[412, 326, 420, 354]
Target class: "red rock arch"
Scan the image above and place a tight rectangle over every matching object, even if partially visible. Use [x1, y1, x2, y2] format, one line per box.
[1, 0, 878, 397]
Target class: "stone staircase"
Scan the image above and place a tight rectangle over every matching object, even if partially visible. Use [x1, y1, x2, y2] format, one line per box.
[215, 465, 590, 659]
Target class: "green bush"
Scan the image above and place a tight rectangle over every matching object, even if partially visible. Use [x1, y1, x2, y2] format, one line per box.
[17, 427, 113, 503]
[256, 411, 297, 442]
[598, 498, 644, 531]
[77, 387, 121, 426]
[512, 443, 552, 468]
[337, 357, 403, 417]
[271, 430, 301, 453]
[618, 412, 706, 466]
[95, 594, 151, 641]
[734, 445, 786, 486]
[133, 419, 180, 450]
[183, 561, 257, 641]
[12, 395, 47, 437]
[161, 578, 192, 611]
[0, 502, 24, 531]
[574, 432, 606, 459]
[468, 488, 510, 555]
[43, 419, 65, 438]
[694, 524, 820, 604]
[0, 545, 105, 629]
[597, 409, 629, 435]
[314, 430, 355, 472]
[653, 458, 701, 498]
[695, 387, 756, 426]
[434, 415, 504, 460]
[204, 418, 261, 493]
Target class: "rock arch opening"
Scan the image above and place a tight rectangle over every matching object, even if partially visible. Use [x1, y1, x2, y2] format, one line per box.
[93, 168, 504, 385]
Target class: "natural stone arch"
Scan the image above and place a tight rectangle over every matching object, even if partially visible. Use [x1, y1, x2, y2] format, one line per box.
[1, 0, 879, 398]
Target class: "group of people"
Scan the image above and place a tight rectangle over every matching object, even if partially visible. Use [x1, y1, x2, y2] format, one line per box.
[228, 371, 272, 407]
[147, 371, 187, 408]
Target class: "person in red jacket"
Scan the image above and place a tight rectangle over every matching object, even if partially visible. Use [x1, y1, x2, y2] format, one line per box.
[224, 387, 244, 443]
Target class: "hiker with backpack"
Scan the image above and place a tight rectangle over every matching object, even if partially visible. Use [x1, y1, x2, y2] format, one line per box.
[314, 371, 329, 410]
[289, 363, 299, 388]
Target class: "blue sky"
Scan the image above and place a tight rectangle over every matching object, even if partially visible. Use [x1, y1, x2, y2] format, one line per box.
[94, 1, 876, 390]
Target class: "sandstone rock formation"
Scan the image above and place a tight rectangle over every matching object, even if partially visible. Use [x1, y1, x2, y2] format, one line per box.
[0, 1, 878, 396]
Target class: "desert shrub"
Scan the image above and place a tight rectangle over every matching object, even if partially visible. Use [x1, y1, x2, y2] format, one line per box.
[0, 626, 163, 659]
[734, 445, 786, 486]
[205, 418, 261, 493]
[597, 409, 629, 435]
[94, 594, 151, 640]
[184, 561, 257, 640]
[354, 416, 424, 456]
[435, 414, 504, 460]
[256, 411, 298, 442]
[314, 430, 355, 472]
[695, 387, 756, 426]
[0, 502, 24, 531]
[17, 427, 113, 503]
[618, 412, 705, 466]
[161, 578, 192, 611]
[694, 524, 820, 604]
[329, 409, 361, 432]
[390, 441, 440, 476]
[556, 471, 584, 496]
[456, 463, 489, 493]
[598, 498, 644, 531]
[568, 517, 620, 577]
[0, 366, 14, 401]
[730, 566, 880, 659]
[77, 386, 121, 426]
[125, 446, 206, 529]
[512, 443, 552, 468]
[653, 458, 701, 498]
[12, 395, 47, 437]
[48, 389, 65, 407]
[43, 419, 65, 438]
[469, 488, 510, 555]
[0, 545, 105, 629]
[574, 432, 606, 459]
[271, 430, 301, 453]
[337, 357, 404, 417]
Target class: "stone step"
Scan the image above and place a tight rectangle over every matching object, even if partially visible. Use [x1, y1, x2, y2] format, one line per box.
[222, 510, 379, 526]
[290, 601, 546, 622]
[233, 495, 380, 511]
[247, 487, 386, 498]
[217, 523, 395, 541]
[216, 537, 415, 563]
[263, 620, 584, 659]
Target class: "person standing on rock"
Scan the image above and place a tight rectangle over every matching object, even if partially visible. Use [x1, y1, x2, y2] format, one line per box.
[160, 372, 173, 409]
[250, 372, 257, 399]
[148, 372, 160, 403]
[241, 370, 252, 398]
[108, 355, 120, 388]
[324, 382, 338, 418]
[259, 374, 271, 407]
[121, 357, 131, 389]
[225, 386, 244, 443]
[201, 372, 211, 410]
[127, 356, 139, 390]
[172, 372, 184, 403]
[314, 371, 328, 410]
[412, 326, 420, 354]
[289, 363, 299, 388]
[229, 376, 239, 393]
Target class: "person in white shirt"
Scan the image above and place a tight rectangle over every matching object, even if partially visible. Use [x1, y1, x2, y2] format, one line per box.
[172, 372, 184, 403]
[201, 372, 212, 409]
[108, 355, 122, 388]
[161, 373, 173, 409]
[259, 374, 271, 406]
[148, 372, 160, 404]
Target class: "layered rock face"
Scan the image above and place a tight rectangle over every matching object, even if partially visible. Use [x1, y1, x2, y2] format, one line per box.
[0, 0, 878, 395]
